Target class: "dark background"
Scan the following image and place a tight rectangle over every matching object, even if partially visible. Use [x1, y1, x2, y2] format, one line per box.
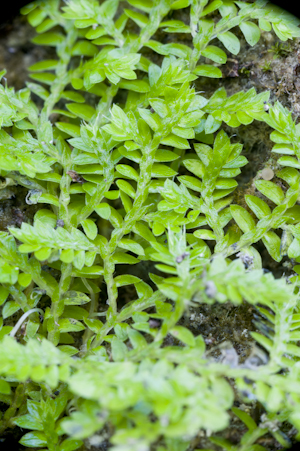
[1, 0, 299, 25]
[271, 0, 300, 19]
[1, 1, 33, 25]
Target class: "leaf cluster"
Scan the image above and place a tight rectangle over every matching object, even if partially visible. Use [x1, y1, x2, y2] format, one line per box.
[1, 1, 300, 451]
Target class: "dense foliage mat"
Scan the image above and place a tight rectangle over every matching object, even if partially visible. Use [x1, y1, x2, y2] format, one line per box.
[1, 1, 300, 450]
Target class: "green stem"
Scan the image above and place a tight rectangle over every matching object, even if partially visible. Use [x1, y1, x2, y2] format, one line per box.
[39, 24, 78, 125]
[201, 199, 225, 243]
[75, 173, 114, 231]
[47, 263, 72, 345]
[103, 134, 161, 313]
[92, 84, 119, 128]
[189, 9, 260, 71]
[91, 1, 172, 127]
[58, 170, 72, 230]
[87, 291, 165, 353]
[81, 278, 99, 349]
[268, 298, 296, 367]
[223, 213, 284, 258]
[129, 1, 172, 53]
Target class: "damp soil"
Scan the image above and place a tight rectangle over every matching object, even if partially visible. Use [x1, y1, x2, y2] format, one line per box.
[1, 4, 300, 451]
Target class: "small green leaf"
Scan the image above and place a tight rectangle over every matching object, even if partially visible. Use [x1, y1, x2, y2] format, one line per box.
[124, 8, 148, 27]
[39, 193, 59, 206]
[126, 0, 153, 13]
[28, 59, 58, 71]
[128, 328, 147, 349]
[52, 109, 77, 119]
[133, 222, 156, 243]
[116, 179, 136, 198]
[36, 18, 57, 33]
[111, 337, 128, 361]
[0, 326, 13, 340]
[14, 414, 43, 431]
[18, 273, 32, 288]
[71, 41, 98, 56]
[230, 205, 256, 233]
[27, 8, 47, 27]
[160, 134, 190, 149]
[2, 301, 20, 319]
[116, 164, 139, 181]
[108, 207, 123, 227]
[118, 239, 145, 256]
[62, 306, 89, 321]
[288, 238, 300, 259]
[151, 164, 177, 178]
[172, 126, 195, 139]
[60, 249, 75, 263]
[58, 318, 85, 333]
[270, 131, 291, 144]
[0, 379, 11, 395]
[154, 149, 180, 162]
[193, 65, 222, 78]
[259, 18, 271, 31]
[29, 72, 56, 85]
[66, 103, 96, 121]
[245, 195, 271, 219]
[170, 326, 196, 347]
[199, 0, 223, 16]
[119, 79, 150, 92]
[194, 229, 216, 240]
[84, 318, 103, 334]
[202, 45, 227, 64]
[32, 32, 64, 46]
[63, 291, 91, 306]
[59, 438, 83, 451]
[85, 26, 106, 40]
[61, 91, 85, 103]
[262, 231, 282, 262]
[183, 159, 205, 178]
[277, 156, 300, 169]
[215, 179, 237, 189]
[0, 287, 9, 306]
[95, 203, 111, 220]
[114, 274, 141, 287]
[251, 332, 273, 352]
[21, 3, 38, 15]
[232, 407, 257, 432]
[255, 180, 285, 205]
[19, 431, 47, 448]
[26, 81, 49, 100]
[113, 253, 139, 264]
[240, 21, 261, 46]
[179, 175, 202, 192]
[236, 111, 253, 125]
[56, 123, 81, 137]
[205, 114, 222, 134]
[34, 247, 51, 261]
[171, 0, 190, 9]
[81, 219, 97, 240]
[218, 31, 240, 55]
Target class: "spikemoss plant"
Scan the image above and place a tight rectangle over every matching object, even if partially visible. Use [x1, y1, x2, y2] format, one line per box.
[1, 1, 300, 450]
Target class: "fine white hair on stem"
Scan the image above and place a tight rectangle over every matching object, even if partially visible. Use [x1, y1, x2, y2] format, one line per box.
[9, 308, 44, 338]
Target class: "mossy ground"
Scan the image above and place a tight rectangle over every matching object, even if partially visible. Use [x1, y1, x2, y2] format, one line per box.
[1, 6, 300, 451]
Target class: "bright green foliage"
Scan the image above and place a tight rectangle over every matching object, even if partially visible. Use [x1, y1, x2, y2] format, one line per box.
[1, 1, 300, 450]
